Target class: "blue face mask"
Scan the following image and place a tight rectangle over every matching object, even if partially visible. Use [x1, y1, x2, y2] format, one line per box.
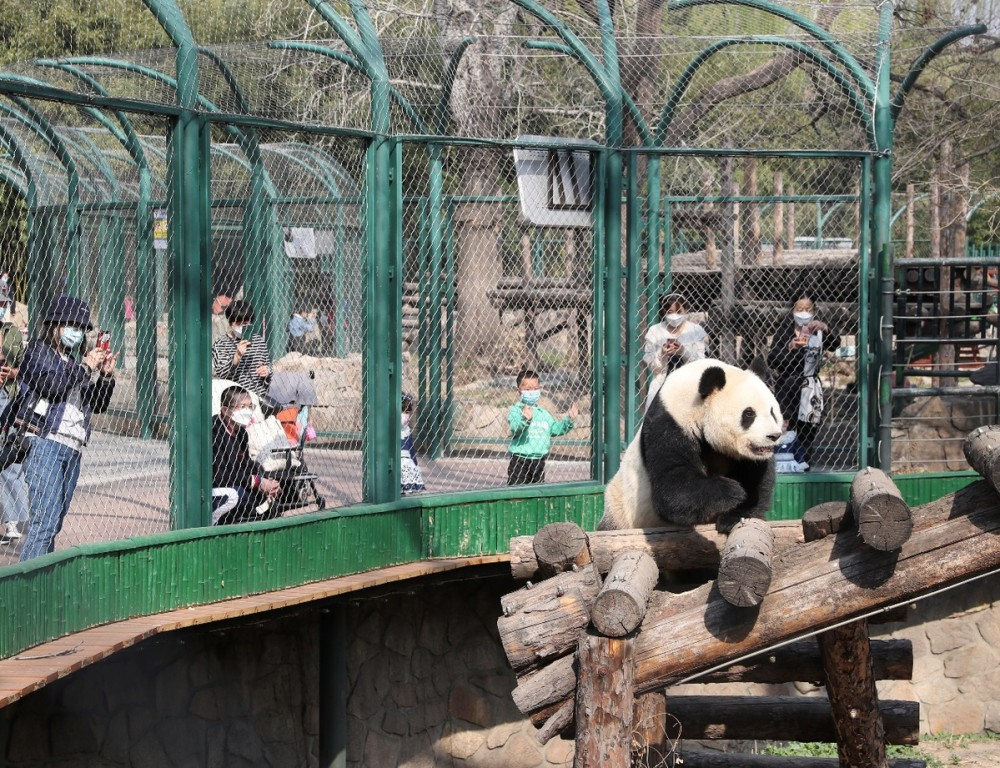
[61, 326, 85, 349]
[521, 390, 541, 406]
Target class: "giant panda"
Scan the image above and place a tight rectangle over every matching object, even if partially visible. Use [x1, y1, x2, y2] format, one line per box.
[599, 358, 782, 534]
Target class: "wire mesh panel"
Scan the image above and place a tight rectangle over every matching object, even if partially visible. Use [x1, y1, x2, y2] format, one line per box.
[208, 129, 368, 517]
[399, 140, 595, 492]
[631, 151, 863, 473]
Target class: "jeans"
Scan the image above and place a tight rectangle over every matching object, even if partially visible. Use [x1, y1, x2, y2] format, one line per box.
[0, 389, 28, 526]
[19, 437, 81, 561]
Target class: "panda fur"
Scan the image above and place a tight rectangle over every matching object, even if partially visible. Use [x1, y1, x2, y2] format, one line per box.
[599, 359, 782, 534]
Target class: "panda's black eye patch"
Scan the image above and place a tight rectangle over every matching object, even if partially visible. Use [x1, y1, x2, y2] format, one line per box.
[741, 407, 756, 430]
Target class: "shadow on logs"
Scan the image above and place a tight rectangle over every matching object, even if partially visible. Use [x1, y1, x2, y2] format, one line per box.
[703, 582, 760, 643]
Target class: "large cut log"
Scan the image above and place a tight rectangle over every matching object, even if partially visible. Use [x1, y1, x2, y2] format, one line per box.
[850, 467, 913, 551]
[805, 505, 889, 768]
[697, 639, 912, 685]
[591, 550, 658, 637]
[533, 521, 593, 578]
[509, 520, 804, 580]
[673, 753, 926, 768]
[664, 695, 918, 745]
[499, 564, 602, 674]
[964, 425, 1000, 494]
[717, 518, 775, 607]
[511, 481, 1000, 716]
[574, 631, 634, 768]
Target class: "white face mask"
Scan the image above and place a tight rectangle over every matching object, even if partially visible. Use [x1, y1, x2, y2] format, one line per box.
[61, 326, 85, 349]
[665, 313, 686, 327]
[793, 311, 814, 326]
[401, 413, 411, 428]
[231, 325, 244, 339]
[231, 408, 254, 427]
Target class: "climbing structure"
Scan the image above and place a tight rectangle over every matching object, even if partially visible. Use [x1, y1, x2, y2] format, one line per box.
[499, 425, 1000, 767]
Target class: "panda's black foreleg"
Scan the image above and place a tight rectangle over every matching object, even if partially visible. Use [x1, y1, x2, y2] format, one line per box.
[647, 465, 748, 528]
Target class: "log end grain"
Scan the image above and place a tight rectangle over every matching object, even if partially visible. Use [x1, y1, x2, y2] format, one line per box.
[716, 519, 774, 608]
[801, 501, 852, 542]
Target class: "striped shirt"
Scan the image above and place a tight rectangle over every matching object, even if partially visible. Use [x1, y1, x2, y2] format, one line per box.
[211, 333, 272, 398]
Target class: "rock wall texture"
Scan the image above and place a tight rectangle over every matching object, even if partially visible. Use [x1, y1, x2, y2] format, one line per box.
[3, 568, 1000, 766]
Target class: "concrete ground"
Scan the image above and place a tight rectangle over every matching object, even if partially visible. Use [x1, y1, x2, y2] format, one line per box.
[0, 431, 590, 566]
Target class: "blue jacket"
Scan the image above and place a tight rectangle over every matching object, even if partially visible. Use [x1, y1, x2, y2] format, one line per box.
[3, 341, 115, 441]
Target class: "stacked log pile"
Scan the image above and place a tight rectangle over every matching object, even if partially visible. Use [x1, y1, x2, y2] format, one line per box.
[500, 447, 1000, 767]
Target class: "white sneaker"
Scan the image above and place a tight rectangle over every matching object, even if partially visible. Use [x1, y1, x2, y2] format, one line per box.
[2, 521, 20, 540]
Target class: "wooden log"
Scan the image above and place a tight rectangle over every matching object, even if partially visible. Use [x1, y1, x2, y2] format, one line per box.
[509, 520, 804, 580]
[632, 691, 669, 764]
[963, 425, 1000, 494]
[818, 620, 888, 768]
[850, 467, 913, 551]
[535, 699, 574, 745]
[695, 639, 912, 685]
[663, 695, 918, 745]
[499, 564, 602, 674]
[804, 501, 890, 768]
[574, 631, 634, 768]
[591, 550, 658, 637]
[801, 501, 852, 542]
[510, 481, 1000, 716]
[533, 522, 593, 578]
[673, 752, 926, 768]
[717, 518, 775, 607]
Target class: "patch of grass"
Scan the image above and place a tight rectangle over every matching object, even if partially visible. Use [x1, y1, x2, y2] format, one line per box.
[764, 741, 943, 768]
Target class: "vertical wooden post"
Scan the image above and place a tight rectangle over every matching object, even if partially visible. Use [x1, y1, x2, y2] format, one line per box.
[905, 183, 915, 261]
[773, 171, 784, 264]
[703, 169, 717, 269]
[786, 183, 796, 249]
[744, 157, 762, 265]
[803, 516, 889, 768]
[574, 630, 635, 768]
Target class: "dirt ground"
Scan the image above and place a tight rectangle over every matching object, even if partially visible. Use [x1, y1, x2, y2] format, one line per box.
[916, 735, 1000, 767]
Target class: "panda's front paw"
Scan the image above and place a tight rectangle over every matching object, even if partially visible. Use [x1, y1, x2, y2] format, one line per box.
[715, 513, 742, 535]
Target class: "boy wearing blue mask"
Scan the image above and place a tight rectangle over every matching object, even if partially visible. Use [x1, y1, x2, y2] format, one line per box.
[507, 368, 578, 485]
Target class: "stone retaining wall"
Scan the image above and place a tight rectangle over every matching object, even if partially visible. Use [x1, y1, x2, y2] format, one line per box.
[4, 569, 1000, 766]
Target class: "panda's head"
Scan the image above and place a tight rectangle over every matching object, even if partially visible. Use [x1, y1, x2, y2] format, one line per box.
[694, 361, 783, 461]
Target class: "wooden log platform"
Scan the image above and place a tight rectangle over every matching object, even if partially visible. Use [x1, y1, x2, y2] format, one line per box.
[532, 521, 593, 578]
[509, 520, 804, 580]
[964, 425, 1000, 494]
[574, 631, 634, 767]
[510, 480, 1000, 717]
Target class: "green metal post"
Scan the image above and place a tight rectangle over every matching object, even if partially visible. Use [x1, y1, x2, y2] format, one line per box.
[623, 152, 643, 440]
[169, 110, 212, 528]
[590, 151, 606, 482]
[427, 144, 446, 458]
[596, 0, 624, 481]
[857, 156, 872, 468]
[872, 0, 894, 471]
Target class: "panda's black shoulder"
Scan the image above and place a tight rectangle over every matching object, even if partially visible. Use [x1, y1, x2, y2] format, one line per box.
[640, 388, 692, 464]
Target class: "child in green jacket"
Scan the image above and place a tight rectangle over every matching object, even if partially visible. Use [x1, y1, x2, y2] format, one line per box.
[507, 368, 578, 485]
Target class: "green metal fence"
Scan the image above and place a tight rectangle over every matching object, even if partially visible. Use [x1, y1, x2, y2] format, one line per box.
[0, 0, 984, 580]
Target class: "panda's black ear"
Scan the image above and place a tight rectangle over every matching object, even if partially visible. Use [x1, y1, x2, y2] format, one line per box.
[698, 366, 727, 399]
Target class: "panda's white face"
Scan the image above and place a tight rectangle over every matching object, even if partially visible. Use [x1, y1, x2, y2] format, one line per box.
[702, 374, 783, 460]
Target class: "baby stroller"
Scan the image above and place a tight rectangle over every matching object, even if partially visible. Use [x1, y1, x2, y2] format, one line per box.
[212, 378, 326, 516]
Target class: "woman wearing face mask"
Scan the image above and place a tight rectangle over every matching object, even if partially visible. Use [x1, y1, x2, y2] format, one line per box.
[642, 293, 708, 411]
[211, 299, 273, 401]
[9, 296, 116, 560]
[766, 293, 839, 467]
[211, 385, 281, 525]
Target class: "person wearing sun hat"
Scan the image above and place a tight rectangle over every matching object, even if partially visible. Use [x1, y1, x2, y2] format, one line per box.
[0, 281, 26, 545]
[6, 295, 117, 561]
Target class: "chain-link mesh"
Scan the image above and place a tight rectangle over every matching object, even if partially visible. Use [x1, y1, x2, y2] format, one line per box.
[0, 0, 994, 561]
[400, 141, 594, 491]
[631, 152, 862, 472]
